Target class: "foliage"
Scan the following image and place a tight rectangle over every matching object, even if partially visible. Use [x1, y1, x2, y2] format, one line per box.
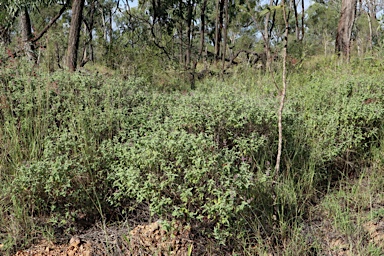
[2, 56, 384, 253]
[103, 86, 277, 243]
[0, 61, 278, 246]
[304, 2, 339, 55]
[292, 69, 384, 174]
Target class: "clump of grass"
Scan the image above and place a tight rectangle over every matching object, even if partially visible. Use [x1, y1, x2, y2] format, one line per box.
[1, 56, 384, 254]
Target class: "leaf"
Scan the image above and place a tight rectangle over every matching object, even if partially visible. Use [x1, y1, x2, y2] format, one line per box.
[259, 5, 284, 17]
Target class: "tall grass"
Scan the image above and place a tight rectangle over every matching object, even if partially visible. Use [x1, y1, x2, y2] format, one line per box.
[1, 56, 384, 254]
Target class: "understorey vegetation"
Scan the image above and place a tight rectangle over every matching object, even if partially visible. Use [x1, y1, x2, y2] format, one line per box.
[1, 56, 384, 254]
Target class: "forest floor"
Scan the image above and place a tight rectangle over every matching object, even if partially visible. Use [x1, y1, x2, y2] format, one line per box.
[12, 221, 192, 256]
[10, 172, 384, 256]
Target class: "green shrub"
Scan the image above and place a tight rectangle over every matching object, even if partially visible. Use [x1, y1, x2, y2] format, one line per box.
[103, 86, 279, 244]
[293, 72, 384, 173]
[2, 58, 384, 252]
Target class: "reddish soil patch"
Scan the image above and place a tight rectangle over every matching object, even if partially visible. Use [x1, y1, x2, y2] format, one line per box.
[11, 221, 192, 256]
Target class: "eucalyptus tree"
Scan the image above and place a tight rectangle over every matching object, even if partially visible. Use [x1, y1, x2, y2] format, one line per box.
[198, 0, 207, 56]
[20, 7, 37, 62]
[81, 0, 97, 65]
[135, 0, 180, 61]
[335, 0, 357, 60]
[242, 0, 293, 70]
[113, 5, 152, 70]
[364, 0, 376, 52]
[4, 0, 69, 63]
[94, 0, 121, 66]
[263, 0, 277, 71]
[355, 0, 383, 54]
[221, 0, 229, 70]
[292, 0, 304, 41]
[305, 2, 339, 55]
[67, 0, 85, 71]
[214, 0, 224, 59]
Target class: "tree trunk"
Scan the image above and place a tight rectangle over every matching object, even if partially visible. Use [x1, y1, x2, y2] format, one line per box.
[186, 0, 194, 69]
[366, 0, 375, 53]
[335, 0, 357, 60]
[199, 0, 207, 60]
[109, 8, 113, 45]
[222, 0, 229, 71]
[275, 0, 289, 178]
[20, 7, 37, 63]
[367, 9, 373, 53]
[264, 0, 274, 71]
[0, 26, 11, 45]
[81, 23, 88, 67]
[214, 0, 224, 60]
[89, 3, 95, 62]
[108, 7, 114, 67]
[81, 1, 97, 67]
[293, 0, 300, 41]
[67, 0, 85, 72]
[55, 41, 62, 69]
[101, 7, 107, 42]
[301, 0, 305, 40]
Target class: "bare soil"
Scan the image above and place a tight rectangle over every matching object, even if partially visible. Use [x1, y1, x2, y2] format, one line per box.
[11, 221, 192, 256]
[10, 215, 384, 256]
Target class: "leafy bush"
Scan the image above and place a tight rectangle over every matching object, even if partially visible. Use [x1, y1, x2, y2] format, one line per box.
[1, 69, 149, 228]
[102, 86, 279, 243]
[2, 58, 384, 251]
[0, 67, 280, 244]
[293, 72, 384, 172]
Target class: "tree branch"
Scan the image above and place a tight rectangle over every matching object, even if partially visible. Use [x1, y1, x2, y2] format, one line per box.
[31, 3, 68, 43]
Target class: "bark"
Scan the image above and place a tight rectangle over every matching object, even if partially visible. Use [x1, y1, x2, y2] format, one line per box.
[335, 0, 357, 60]
[199, 0, 207, 59]
[67, 0, 85, 71]
[264, 0, 274, 71]
[368, 0, 376, 20]
[275, 0, 289, 178]
[20, 7, 37, 63]
[301, 0, 305, 40]
[293, 0, 300, 41]
[366, 0, 375, 53]
[178, 0, 184, 66]
[222, 0, 229, 71]
[101, 7, 107, 42]
[214, 0, 220, 59]
[81, 23, 89, 67]
[82, 0, 96, 63]
[0, 26, 11, 45]
[367, 9, 373, 52]
[186, 0, 194, 69]
[214, 0, 224, 60]
[109, 8, 113, 45]
[55, 41, 62, 69]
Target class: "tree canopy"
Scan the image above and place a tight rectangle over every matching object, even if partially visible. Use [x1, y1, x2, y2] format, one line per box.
[0, 0, 383, 76]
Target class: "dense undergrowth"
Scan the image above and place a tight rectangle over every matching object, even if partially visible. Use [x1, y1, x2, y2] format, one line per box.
[1, 56, 384, 254]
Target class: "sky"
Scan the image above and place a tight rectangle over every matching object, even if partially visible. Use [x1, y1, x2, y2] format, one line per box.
[130, 0, 138, 8]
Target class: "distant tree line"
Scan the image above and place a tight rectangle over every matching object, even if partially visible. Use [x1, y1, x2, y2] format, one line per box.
[0, 0, 383, 76]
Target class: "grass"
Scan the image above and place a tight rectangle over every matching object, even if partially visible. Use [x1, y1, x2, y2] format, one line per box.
[1, 55, 384, 255]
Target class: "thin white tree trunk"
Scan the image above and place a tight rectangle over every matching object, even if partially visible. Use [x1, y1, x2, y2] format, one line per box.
[275, 0, 289, 176]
